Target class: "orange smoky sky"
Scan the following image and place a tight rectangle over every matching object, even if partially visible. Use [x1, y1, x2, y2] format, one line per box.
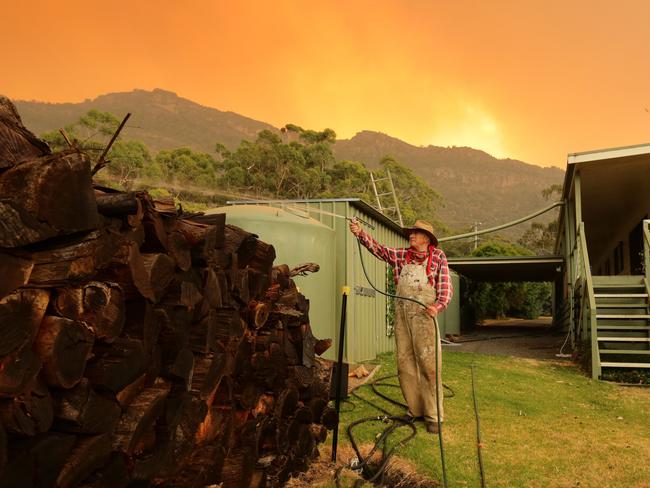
[3, 0, 650, 168]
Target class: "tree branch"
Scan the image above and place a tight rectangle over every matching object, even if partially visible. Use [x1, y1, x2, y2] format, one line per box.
[91, 113, 131, 176]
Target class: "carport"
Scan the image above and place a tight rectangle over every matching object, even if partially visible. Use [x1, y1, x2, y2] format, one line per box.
[447, 255, 563, 282]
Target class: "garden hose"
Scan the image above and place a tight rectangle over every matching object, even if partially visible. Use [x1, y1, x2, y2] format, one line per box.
[371, 374, 455, 406]
[471, 363, 487, 488]
[340, 364, 488, 487]
[335, 414, 417, 487]
[336, 373, 435, 487]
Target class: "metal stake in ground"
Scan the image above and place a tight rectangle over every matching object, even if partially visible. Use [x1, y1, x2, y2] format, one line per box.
[331, 285, 350, 462]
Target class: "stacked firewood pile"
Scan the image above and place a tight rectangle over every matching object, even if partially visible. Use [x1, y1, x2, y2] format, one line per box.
[0, 96, 335, 488]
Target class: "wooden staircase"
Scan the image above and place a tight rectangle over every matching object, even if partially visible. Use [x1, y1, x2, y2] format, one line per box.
[593, 275, 650, 370]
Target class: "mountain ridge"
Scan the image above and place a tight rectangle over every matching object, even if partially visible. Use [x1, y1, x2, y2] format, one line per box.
[333, 130, 564, 232]
[14, 88, 275, 152]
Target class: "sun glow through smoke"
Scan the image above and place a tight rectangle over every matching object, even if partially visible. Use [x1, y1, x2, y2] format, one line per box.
[2, 0, 650, 167]
[428, 102, 506, 159]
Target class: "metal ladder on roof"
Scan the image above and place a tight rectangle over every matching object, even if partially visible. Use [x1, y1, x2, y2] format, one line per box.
[593, 275, 650, 370]
[369, 169, 403, 226]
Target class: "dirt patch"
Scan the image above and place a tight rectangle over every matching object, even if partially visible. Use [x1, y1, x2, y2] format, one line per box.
[380, 455, 439, 488]
[284, 445, 347, 487]
[449, 318, 571, 361]
[286, 444, 439, 488]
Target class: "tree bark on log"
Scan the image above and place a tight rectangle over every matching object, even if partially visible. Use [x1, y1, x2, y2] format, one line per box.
[250, 240, 276, 276]
[184, 212, 226, 248]
[202, 268, 222, 309]
[206, 308, 241, 344]
[0, 151, 99, 247]
[196, 404, 234, 445]
[126, 243, 156, 301]
[95, 192, 140, 217]
[0, 423, 6, 475]
[115, 373, 146, 409]
[162, 442, 227, 488]
[221, 446, 257, 488]
[34, 316, 95, 389]
[52, 378, 121, 434]
[14, 228, 123, 287]
[84, 338, 146, 393]
[112, 379, 171, 455]
[56, 433, 113, 488]
[0, 380, 53, 436]
[167, 231, 192, 271]
[162, 347, 195, 391]
[0, 345, 42, 397]
[223, 225, 259, 266]
[141, 253, 176, 302]
[53, 282, 125, 342]
[172, 218, 219, 265]
[191, 350, 229, 403]
[0, 432, 76, 488]
[141, 199, 169, 253]
[0, 95, 51, 169]
[0, 288, 49, 358]
[76, 452, 130, 488]
[0, 253, 33, 300]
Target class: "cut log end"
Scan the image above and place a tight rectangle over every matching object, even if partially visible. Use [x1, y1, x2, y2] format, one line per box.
[35, 316, 95, 389]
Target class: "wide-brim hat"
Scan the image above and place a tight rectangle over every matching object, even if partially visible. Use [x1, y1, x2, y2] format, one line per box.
[402, 219, 438, 246]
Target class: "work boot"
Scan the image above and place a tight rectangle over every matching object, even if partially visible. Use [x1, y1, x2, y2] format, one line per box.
[402, 413, 423, 424]
[425, 421, 439, 434]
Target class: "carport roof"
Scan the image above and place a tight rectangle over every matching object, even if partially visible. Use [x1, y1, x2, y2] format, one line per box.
[448, 255, 563, 282]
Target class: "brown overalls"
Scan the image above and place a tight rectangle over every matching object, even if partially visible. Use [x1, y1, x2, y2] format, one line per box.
[395, 263, 444, 423]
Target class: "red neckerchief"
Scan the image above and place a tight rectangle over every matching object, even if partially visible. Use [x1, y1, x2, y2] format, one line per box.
[405, 245, 435, 281]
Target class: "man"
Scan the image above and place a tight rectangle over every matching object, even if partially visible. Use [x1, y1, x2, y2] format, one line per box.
[349, 219, 452, 434]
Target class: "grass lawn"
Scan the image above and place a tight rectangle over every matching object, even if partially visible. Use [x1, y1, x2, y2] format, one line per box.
[331, 350, 650, 488]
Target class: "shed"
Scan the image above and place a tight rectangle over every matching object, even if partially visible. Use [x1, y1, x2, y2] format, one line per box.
[211, 198, 460, 363]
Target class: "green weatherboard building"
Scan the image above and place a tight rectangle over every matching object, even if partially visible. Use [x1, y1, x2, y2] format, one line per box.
[206, 199, 460, 364]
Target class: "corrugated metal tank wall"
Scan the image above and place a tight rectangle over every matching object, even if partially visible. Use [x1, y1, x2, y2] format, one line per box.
[345, 203, 405, 362]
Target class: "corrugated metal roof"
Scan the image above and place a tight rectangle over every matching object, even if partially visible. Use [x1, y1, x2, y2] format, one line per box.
[227, 197, 405, 234]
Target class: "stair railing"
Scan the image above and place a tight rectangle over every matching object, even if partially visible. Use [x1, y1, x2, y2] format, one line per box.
[572, 222, 599, 378]
[642, 219, 650, 307]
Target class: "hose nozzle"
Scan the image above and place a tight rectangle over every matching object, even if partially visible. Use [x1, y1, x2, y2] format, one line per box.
[348, 216, 376, 230]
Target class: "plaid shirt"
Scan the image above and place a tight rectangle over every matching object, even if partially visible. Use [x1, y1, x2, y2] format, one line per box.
[358, 230, 453, 312]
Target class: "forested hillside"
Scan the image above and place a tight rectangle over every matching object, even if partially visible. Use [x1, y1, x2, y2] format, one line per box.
[38, 111, 443, 231]
[14, 89, 565, 241]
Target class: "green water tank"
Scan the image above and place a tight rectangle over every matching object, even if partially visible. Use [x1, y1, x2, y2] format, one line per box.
[206, 205, 337, 358]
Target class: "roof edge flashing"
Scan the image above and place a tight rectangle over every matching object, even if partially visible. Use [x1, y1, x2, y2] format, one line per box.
[568, 142, 650, 164]
[226, 197, 405, 235]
